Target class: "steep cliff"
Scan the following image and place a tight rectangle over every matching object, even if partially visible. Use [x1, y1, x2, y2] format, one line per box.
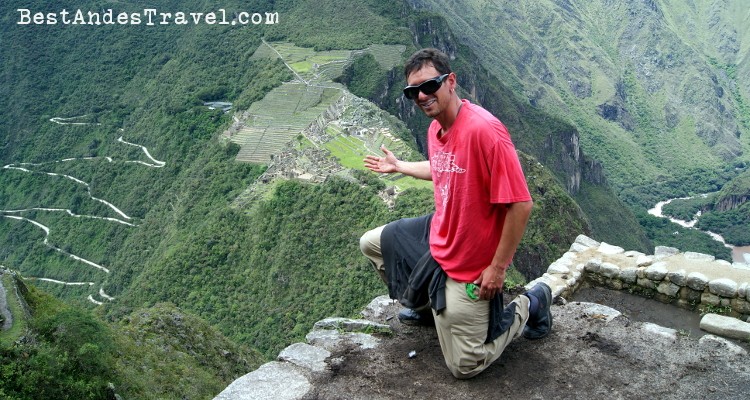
[404, 0, 750, 192]
[714, 169, 750, 212]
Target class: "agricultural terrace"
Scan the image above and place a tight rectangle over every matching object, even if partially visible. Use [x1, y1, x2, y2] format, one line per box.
[234, 41, 406, 165]
[322, 98, 432, 192]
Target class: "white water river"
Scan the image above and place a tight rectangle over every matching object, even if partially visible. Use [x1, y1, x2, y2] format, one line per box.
[648, 195, 749, 263]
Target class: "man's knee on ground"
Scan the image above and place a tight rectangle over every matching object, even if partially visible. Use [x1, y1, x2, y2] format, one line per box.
[447, 362, 484, 380]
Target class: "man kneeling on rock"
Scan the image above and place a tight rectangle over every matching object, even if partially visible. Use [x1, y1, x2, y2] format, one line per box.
[359, 48, 552, 379]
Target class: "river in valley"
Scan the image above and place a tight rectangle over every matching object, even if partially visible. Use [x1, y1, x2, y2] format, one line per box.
[648, 195, 749, 263]
[733, 246, 750, 264]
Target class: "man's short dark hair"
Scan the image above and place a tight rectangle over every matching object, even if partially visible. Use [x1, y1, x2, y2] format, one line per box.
[404, 48, 452, 79]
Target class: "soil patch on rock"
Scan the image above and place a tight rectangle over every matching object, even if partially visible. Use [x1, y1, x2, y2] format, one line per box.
[303, 297, 750, 399]
[572, 286, 705, 338]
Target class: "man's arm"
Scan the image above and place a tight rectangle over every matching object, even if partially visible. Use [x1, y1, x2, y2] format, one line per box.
[364, 145, 432, 180]
[474, 200, 533, 300]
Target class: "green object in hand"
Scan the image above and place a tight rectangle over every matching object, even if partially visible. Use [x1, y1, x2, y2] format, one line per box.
[466, 283, 478, 300]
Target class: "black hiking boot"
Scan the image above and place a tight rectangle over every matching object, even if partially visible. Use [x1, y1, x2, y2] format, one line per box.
[398, 308, 435, 327]
[523, 282, 553, 340]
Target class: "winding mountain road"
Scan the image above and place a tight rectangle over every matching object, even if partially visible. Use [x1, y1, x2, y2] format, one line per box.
[1, 120, 166, 304]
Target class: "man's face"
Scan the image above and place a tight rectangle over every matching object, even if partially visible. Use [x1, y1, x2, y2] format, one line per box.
[406, 64, 453, 119]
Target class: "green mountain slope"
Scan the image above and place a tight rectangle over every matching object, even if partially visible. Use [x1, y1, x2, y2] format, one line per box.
[5, 0, 746, 395]
[0, 270, 260, 398]
[403, 0, 749, 253]
[405, 0, 750, 191]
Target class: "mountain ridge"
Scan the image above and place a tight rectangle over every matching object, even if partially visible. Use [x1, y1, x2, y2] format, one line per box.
[405, 0, 750, 189]
[1, 0, 749, 397]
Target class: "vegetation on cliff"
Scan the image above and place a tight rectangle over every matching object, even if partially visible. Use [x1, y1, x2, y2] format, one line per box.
[1, 0, 748, 397]
[0, 273, 257, 398]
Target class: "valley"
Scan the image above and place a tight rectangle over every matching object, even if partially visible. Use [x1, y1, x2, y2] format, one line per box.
[1, 0, 749, 397]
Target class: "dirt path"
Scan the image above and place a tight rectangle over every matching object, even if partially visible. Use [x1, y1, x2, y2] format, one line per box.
[3, 162, 133, 220]
[2, 215, 110, 274]
[117, 135, 166, 168]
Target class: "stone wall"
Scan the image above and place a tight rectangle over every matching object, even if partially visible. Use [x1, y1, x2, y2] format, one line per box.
[526, 234, 750, 324]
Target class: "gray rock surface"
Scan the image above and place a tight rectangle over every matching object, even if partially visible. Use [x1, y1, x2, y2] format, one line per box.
[214, 362, 311, 400]
[684, 252, 715, 262]
[654, 246, 680, 258]
[698, 335, 748, 356]
[598, 242, 625, 255]
[278, 343, 331, 372]
[641, 322, 678, 341]
[687, 272, 709, 291]
[700, 313, 750, 341]
[0, 275, 12, 331]
[599, 262, 620, 278]
[645, 262, 669, 280]
[215, 236, 750, 399]
[708, 278, 738, 298]
[217, 299, 750, 399]
[574, 234, 599, 248]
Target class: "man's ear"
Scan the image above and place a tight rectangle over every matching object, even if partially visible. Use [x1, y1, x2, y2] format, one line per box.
[449, 72, 458, 92]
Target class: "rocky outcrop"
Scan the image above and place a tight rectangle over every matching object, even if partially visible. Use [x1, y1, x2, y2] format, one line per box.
[215, 234, 750, 399]
[215, 242, 750, 399]
[711, 169, 750, 212]
[0, 268, 31, 333]
[214, 297, 395, 400]
[700, 313, 750, 341]
[541, 127, 607, 192]
[597, 81, 635, 132]
[714, 194, 750, 212]
[0, 269, 13, 331]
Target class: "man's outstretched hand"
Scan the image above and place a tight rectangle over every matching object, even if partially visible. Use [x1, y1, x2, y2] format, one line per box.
[364, 145, 399, 174]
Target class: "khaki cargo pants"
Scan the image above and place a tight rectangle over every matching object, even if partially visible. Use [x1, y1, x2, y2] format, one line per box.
[435, 277, 530, 379]
[360, 225, 530, 379]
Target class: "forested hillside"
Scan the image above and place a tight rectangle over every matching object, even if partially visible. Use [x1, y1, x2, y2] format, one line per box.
[0, 0, 586, 396]
[1, 0, 748, 397]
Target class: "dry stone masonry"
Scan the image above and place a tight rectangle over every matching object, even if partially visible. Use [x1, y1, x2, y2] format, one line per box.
[526, 234, 750, 342]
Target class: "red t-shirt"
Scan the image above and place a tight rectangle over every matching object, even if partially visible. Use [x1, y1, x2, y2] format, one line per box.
[428, 99, 532, 283]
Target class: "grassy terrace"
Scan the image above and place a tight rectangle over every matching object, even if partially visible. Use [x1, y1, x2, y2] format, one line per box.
[323, 125, 432, 192]
[362, 44, 406, 70]
[231, 83, 345, 163]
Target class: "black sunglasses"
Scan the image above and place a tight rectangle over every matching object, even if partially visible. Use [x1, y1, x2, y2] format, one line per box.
[403, 74, 450, 100]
